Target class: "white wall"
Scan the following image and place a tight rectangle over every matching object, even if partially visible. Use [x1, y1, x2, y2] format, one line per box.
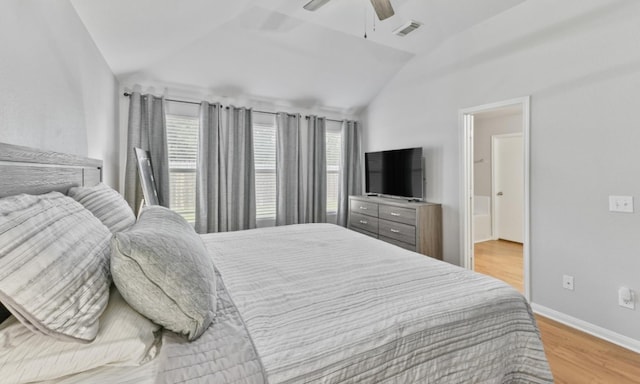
[0, 0, 119, 187]
[473, 112, 522, 196]
[362, 0, 640, 342]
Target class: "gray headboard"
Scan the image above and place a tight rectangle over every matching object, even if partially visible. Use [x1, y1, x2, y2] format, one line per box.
[0, 142, 103, 198]
[0, 142, 103, 323]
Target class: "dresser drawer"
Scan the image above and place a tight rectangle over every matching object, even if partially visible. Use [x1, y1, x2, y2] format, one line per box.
[350, 199, 379, 217]
[379, 204, 416, 225]
[350, 226, 378, 239]
[379, 236, 416, 252]
[378, 218, 415, 245]
[350, 212, 379, 234]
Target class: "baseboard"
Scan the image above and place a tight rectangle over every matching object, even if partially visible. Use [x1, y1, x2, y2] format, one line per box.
[531, 303, 640, 354]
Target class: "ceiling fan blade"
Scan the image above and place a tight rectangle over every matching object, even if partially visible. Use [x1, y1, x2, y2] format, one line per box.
[303, 0, 331, 12]
[370, 0, 394, 20]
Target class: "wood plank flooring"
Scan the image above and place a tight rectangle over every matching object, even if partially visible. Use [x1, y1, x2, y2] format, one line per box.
[474, 240, 640, 384]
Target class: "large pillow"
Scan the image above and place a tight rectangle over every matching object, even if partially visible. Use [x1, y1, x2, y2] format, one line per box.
[68, 182, 136, 233]
[111, 206, 216, 341]
[0, 286, 160, 384]
[0, 192, 112, 343]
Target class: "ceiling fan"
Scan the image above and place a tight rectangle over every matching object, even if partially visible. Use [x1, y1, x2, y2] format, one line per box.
[303, 0, 395, 21]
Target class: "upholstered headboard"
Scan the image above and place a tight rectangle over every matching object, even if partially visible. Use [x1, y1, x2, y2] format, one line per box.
[0, 142, 103, 323]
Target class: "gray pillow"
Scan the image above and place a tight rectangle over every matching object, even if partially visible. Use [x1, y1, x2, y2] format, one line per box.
[111, 206, 216, 341]
[68, 183, 135, 233]
[0, 192, 112, 343]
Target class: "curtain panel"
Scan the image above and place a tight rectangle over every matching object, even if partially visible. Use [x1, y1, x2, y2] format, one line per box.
[275, 113, 301, 226]
[196, 103, 256, 233]
[336, 120, 363, 226]
[195, 102, 221, 234]
[275, 114, 328, 225]
[124, 92, 170, 213]
[300, 116, 327, 223]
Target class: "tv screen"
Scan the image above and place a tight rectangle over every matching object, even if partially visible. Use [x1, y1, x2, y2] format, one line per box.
[365, 147, 423, 199]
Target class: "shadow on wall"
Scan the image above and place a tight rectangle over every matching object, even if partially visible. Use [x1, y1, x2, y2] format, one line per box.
[424, 146, 443, 203]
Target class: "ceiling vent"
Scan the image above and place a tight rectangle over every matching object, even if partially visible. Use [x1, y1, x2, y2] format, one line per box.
[303, 0, 331, 11]
[393, 20, 422, 37]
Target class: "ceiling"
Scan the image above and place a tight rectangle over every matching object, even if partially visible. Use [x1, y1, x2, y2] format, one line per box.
[71, 0, 526, 114]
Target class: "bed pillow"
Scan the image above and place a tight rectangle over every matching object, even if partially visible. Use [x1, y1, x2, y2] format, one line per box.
[0, 286, 160, 384]
[111, 206, 216, 341]
[68, 183, 136, 233]
[0, 192, 112, 343]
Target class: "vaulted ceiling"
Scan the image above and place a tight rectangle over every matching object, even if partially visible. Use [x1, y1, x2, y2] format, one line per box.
[71, 0, 526, 113]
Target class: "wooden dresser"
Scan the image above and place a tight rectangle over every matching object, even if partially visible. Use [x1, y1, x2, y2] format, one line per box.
[348, 195, 443, 260]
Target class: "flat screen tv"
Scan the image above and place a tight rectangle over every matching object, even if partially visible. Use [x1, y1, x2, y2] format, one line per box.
[365, 147, 423, 200]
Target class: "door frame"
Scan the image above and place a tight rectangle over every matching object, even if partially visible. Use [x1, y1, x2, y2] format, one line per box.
[491, 133, 524, 242]
[458, 96, 531, 301]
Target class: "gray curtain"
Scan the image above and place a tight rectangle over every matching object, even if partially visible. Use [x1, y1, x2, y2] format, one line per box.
[196, 102, 256, 233]
[299, 116, 327, 223]
[275, 113, 301, 226]
[124, 92, 170, 213]
[195, 102, 221, 234]
[336, 120, 363, 226]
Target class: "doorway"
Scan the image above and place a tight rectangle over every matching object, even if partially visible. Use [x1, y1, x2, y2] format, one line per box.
[459, 97, 530, 300]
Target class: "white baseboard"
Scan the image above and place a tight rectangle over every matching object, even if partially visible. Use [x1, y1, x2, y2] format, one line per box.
[531, 303, 640, 354]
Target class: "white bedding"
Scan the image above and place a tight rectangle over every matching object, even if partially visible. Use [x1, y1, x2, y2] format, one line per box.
[204, 224, 552, 383]
[25, 223, 551, 383]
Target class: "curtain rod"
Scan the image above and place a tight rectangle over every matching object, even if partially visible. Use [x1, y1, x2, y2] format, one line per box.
[123, 92, 344, 123]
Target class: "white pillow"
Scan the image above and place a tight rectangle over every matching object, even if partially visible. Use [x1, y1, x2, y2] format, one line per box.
[0, 192, 112, 342]
[68, 183, 136, 234]
[0, 287, 160, 384]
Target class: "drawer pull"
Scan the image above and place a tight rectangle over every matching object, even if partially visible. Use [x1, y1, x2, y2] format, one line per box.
[390, 229, 400, 233]
[359, 220, 368, 224]
[390, 212, 401, 216]
[359, 206, 368, 210]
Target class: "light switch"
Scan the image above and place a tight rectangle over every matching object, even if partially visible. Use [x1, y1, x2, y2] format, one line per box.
[609, 196, 634, 213]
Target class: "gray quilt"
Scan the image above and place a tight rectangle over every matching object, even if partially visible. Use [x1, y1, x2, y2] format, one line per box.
[83, 223, 551, 383]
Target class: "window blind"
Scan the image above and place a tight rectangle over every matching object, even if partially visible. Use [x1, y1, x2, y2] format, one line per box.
[166, 114, 198, 223]
[326, 122, 342, 213]
[253, 122, 277, 219]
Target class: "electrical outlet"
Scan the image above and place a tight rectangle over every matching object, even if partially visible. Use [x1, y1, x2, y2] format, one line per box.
[563, 275, 574, 291]
[618, 287, 635, 310]
[609, 196, 634, 213]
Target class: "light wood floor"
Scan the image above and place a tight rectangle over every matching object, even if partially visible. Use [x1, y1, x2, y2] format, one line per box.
[474, 240, 640, 384]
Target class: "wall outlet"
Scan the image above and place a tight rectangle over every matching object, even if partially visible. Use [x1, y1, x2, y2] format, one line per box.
[609, 196, 634, 213]
[563, 275, 574, 291]
[618, 287, 635, 310]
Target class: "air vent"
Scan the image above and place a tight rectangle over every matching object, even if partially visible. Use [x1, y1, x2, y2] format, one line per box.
[393, 20, 422, 37]
[303, 0, 331, 11]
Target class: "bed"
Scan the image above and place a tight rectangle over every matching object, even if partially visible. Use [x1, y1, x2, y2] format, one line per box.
[0, 142, 553, 383]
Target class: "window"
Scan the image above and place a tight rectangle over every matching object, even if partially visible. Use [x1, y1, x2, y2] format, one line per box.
[166, 114, 199, 223]
[326, 122, 342, 213]
[253, 113, 277, 220]
[252, 115, 342, 222]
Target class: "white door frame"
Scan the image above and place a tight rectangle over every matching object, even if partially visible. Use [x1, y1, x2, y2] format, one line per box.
[491, 133, 523, 242]
[458, 96, 531, 301]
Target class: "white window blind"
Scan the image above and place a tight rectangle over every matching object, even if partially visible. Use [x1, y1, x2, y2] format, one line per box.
[253, 117, 277, 220]
[326, 122, 342, 213]
[166, 114, 198, 223]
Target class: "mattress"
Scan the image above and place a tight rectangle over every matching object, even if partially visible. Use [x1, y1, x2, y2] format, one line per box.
[49, 223, 552, 383]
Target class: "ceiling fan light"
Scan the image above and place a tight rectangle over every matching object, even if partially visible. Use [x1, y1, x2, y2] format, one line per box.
[303, 0, 331, 12]
[370, 0, 395, 20]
